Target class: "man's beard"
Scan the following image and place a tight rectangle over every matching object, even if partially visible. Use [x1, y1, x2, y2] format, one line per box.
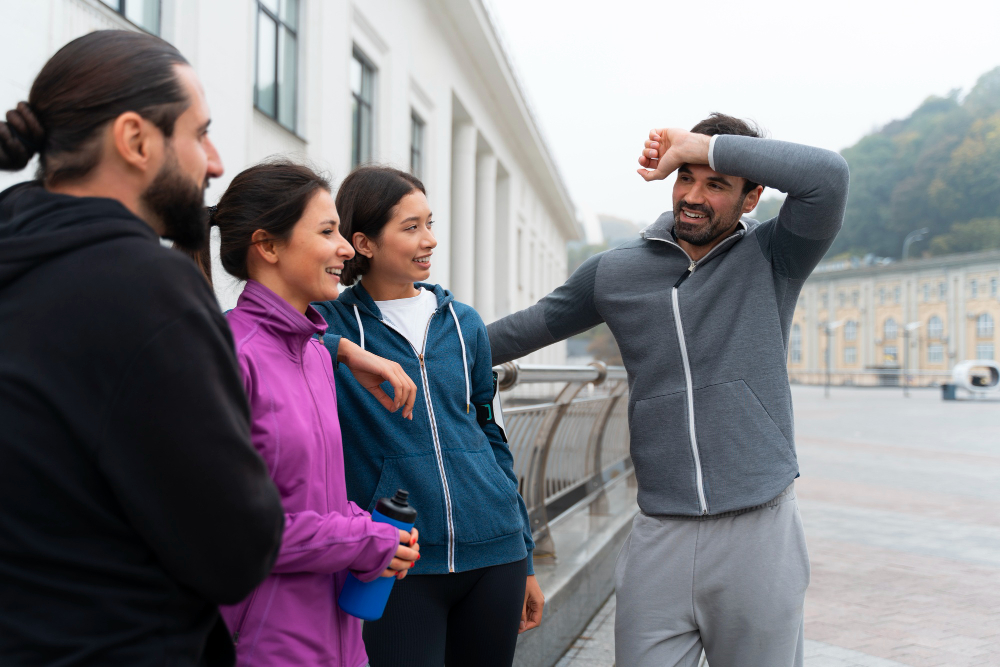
[672, 196, 745, 246]
[141, 151, 208, 252]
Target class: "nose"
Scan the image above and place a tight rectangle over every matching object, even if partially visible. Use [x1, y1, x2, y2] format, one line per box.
[204, 136, 224, 180]
[337, 235, 355, 260]
[422, 226, 437, 249]
[683, 182, 707, 204]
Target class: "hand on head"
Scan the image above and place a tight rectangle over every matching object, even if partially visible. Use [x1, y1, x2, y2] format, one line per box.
[637, 128, 712, 182]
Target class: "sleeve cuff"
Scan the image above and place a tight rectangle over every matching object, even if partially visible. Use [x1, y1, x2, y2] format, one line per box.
[525, 551, 534, 576]
[708, 134, 719, 172]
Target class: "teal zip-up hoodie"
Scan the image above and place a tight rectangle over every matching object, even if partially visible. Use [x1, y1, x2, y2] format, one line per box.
[314, 283, 534, 575]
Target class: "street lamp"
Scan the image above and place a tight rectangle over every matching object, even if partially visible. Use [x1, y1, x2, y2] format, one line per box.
[903, 321, 922, 397]
[821, 320, 844, 398]
[902, 228, 929, 261]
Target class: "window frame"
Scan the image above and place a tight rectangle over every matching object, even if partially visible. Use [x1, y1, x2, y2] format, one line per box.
[254, 0, 299, 133]
[351, 47, 376, 169]
[927, 343, 944, 364]
[977, 313, 994, 339]
[927, 315, 943, 340]
[975, 343, 995, 360]
[99, 0, 161, 35]
[883, 317, 898, 341]
[410, 110, 426, 180]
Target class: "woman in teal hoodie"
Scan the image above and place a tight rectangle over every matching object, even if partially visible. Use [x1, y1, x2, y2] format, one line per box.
[314, 166, 544, 666]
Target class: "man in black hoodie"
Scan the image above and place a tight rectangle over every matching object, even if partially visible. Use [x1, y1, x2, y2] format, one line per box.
[0, 31, 284, 665]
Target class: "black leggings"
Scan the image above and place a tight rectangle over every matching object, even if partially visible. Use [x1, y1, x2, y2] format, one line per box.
[363, 557, 528, 667]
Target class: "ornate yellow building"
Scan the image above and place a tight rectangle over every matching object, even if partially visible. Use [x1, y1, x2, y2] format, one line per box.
[788, 250, 1000, 385]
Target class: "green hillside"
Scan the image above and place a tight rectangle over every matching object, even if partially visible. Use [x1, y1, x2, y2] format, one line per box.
[828, 66, 1000, 259]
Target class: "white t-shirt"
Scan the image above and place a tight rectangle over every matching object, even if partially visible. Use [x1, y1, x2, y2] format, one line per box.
[376, 288, 439, 353]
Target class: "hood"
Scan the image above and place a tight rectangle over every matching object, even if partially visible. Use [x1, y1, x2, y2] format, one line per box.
[336, 281, 455, 320]
[0, 181, 156, 291]
[640, 210, 757, 243]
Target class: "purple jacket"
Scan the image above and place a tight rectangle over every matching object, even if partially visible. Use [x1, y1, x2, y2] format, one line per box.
[221, 281, 399, 667]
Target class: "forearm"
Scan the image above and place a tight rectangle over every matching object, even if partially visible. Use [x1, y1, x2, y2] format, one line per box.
[711, 134, 850, 240]
[270, 510, 399, 581]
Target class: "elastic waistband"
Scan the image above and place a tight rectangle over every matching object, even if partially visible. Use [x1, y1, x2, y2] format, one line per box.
[642, 483, 796, 522]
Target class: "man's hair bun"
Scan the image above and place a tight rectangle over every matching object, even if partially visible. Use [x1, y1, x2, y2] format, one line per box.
[0, 102, 45, 171]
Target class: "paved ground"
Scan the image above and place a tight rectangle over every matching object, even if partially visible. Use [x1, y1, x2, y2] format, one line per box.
[556, 385, 1000, 666]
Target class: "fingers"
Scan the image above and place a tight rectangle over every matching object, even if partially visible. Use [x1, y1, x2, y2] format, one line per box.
[394, 544, 420, 561]
[369, 386, 396, 413]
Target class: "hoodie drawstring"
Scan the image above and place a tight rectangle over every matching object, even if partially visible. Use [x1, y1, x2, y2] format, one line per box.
[448, 303, 471, 414]
[353, 305, 365, 351]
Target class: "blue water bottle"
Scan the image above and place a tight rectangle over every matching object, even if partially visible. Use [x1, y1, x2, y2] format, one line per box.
[338, 489, 417, 621]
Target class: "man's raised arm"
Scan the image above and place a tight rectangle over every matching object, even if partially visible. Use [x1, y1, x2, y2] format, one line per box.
[710, 134, 850, 278]
[487, 251, 604, 365]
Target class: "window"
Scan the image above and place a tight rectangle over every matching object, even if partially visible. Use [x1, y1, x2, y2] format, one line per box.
[992, 277, 998, 298]
[883, 318, 898, 340]
[843, 347, 857, 364]
[255, 0, 298, 131]
[790, 324, 802, 363]
[878, 288, 885, 305]
[927, 344, 943, 363]
[977, 313, 994, 338]
[883, 346, 898, 364]
[927, 315, 943, 340]
[894, 286, 901, 303]
[852, 290, 859, 306]
[923, 284, 930, 302]
[410, 112, 425, 180]
[838, 292, 846, 308]
[971, 279, 978, 299]
[939, 282, 947, 300]
[844, 320, 857, 341]
[976, 343, 995, 360]
[100, 0, 160, 34]
[351, 49, 375, 168]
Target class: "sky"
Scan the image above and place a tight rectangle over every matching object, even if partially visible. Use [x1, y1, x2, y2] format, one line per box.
[487, 0, 1000, 238]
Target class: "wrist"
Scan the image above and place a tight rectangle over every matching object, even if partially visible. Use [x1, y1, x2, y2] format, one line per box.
[337, 337, 361, 364]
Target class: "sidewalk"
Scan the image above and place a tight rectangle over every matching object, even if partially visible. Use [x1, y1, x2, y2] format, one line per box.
[554, 386, 1000, 667]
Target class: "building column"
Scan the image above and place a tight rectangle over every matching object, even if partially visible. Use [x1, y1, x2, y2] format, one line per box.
[474, 151, 498, 320]
[449, 122, 477, 303]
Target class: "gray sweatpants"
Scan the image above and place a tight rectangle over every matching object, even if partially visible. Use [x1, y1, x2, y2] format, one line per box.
[614, 484, 809, 667]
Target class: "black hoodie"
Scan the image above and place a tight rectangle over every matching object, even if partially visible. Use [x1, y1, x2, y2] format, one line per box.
[0, 182, 285, 666]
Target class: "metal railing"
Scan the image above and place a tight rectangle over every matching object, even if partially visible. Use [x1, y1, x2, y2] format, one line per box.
[494, 361, 631, 558]
[788, 368, 954, 388]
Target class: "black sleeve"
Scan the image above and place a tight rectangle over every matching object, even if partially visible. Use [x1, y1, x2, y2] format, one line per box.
[98, 305, 285, 605]
[487, 251, 605, 365]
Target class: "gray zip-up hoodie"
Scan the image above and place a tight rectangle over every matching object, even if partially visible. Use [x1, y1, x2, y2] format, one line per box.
[487, 135, 850, 517]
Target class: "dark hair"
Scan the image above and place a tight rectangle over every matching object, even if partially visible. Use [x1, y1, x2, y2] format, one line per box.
[336, 166, 426, 286]
[690, 112, 765, 194]
[0, 30, 190, 184]
[212, 160, 331, 281]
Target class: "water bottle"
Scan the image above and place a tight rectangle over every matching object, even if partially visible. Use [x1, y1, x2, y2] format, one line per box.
[338, 489, 417, 621]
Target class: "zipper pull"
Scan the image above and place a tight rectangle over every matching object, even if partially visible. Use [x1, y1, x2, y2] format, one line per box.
[419, 353, 425, 368]
[674, 261, 697, 289]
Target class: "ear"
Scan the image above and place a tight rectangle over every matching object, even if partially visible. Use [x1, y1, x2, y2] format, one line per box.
[111, 111, 162, 174]
[251, 229, 280, 265]
[742, 185, 763, 213]
[353, 232, 376, 259]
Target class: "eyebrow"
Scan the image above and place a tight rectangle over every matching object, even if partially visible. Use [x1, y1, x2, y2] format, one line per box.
[198, 119, 212, 133]
[678, 165, 733, 187]
[399, 213, 432, 224]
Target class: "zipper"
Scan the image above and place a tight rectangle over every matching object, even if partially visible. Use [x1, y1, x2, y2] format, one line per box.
[646, 229, 743, 516]
[232, 586, 260, 644]
[376, 310, 458, 573]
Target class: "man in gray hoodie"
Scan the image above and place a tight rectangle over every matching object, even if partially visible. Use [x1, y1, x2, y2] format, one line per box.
[487, 113, 850, 667]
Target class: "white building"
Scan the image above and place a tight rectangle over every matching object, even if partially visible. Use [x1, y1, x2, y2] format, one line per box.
[1, 0, 580, 365]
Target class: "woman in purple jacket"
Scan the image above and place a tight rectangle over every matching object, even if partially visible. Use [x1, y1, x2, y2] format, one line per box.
[211, 160, 421, 666]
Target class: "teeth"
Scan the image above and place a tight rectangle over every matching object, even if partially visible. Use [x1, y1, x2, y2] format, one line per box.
[414, 257, 431, 262]
[684, 211, 707, 219]
[326, 268, 342, 275]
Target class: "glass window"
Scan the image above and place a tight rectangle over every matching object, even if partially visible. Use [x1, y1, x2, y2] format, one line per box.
[927, 316, 943, 340]
[977, 313, 994, 338]
[843, 347, 856, 364]
[852, 290, 859, 306]
[351, 49, 375, 168]
[883, 346, 898, 364]
[838, 292, 846, 308]
[971, 279, 978, 299]
[927, 343, 943, 363]
[790, 324, 802, 363]
[100, 0, 161, 34]
[976, 343, 995, 360]
[939, 282, 946, 300]
[923, 284, 930, 302]
[844, 320, 857, 341]
[255, 0, 298, 131]
[878, 288, 885, 305]
[992, 277, 998, 297]
[894, 286, 901, 303]
[410, 111, 425, 180]
[883, 318, 898, 340]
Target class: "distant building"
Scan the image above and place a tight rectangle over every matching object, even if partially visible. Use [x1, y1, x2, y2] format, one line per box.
[789, 250, 1000, 384]
[1, 0, 581, 366]
[597, 214, 640, 248]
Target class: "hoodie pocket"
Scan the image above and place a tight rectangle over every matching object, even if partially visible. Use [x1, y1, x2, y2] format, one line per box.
[444, 449, 523, 544]
[629, 390, 703, 514]
[368, 452, 447, 546]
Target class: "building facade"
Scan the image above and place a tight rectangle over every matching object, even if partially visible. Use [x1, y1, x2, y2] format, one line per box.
[1, 0, 579, 365]
[788, 250, 1000, 384]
